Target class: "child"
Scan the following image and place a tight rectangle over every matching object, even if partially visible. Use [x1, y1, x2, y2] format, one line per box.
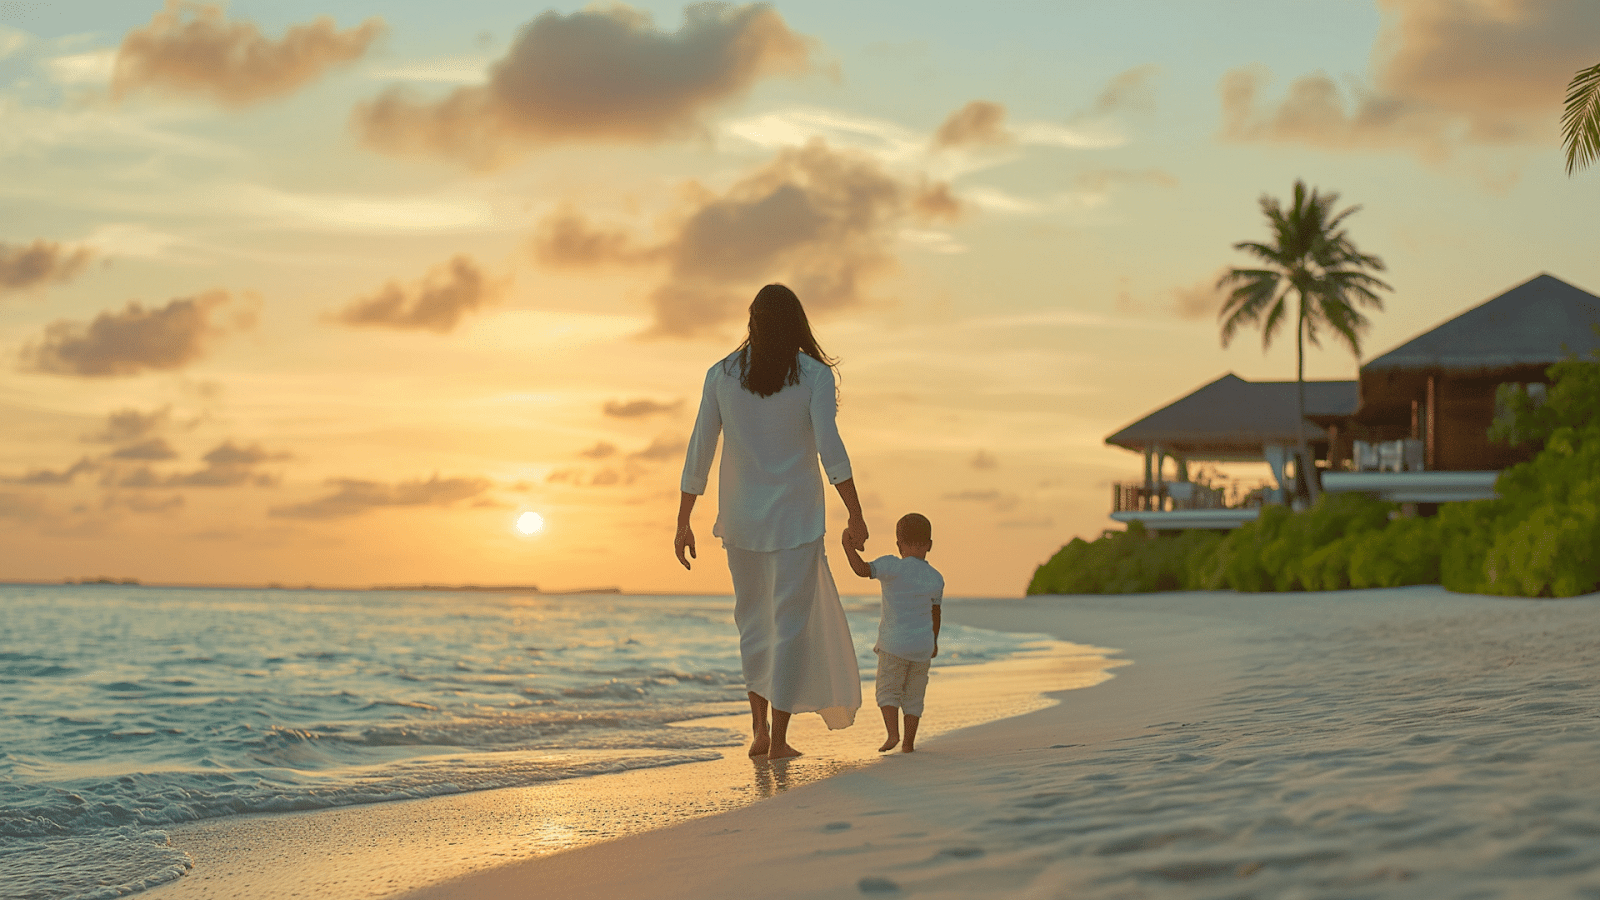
[843, 512, 943, 753]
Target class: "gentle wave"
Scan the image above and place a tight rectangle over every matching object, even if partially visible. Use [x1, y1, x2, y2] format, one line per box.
[0, 584, 1040, 900]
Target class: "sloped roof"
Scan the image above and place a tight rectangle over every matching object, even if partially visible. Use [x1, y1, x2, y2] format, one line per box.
[1105, 373, 1359, 455]
[1364, 273, 1600, 374]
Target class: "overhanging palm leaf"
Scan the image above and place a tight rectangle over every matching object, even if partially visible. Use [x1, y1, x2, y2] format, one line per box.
[1217, 179, 1392, 476]
[1563, 62, 1600, 176]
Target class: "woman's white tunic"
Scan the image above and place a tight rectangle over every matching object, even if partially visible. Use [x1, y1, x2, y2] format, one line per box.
[680, 352, 853, 551]
[680, 350, 860, 726]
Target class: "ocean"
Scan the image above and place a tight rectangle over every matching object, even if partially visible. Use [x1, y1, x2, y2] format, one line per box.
[0, 583, 1043, 900]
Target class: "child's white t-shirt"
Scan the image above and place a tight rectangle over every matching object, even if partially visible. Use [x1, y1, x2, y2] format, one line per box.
[869, 555, 944, 661]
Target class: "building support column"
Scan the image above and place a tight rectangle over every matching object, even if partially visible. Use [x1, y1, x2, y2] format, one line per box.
[1142, 448, 1153, 511]
[1426, 375, 1437, 470]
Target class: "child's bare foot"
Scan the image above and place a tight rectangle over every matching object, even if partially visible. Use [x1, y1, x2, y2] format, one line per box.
[878, 735, 900, 753]
[766, 742, 802, 761]
[749, 732, 770, 757]
[900, 742, 915, 753]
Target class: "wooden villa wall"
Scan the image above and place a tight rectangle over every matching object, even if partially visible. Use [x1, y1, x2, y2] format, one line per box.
[1354, 366, 1546, 471]
[1434, 374, 1538, 471]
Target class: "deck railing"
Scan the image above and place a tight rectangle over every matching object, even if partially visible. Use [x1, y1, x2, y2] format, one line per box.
[1111, 480, 1275, 514]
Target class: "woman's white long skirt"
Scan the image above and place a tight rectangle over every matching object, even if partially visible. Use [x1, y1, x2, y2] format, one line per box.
[726, 537, 860, 730]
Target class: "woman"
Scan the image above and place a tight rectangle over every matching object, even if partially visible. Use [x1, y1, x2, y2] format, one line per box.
[675, 284, 867, 761]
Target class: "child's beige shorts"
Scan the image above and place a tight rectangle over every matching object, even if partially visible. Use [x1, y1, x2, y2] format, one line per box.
[874, 649, 931, 716]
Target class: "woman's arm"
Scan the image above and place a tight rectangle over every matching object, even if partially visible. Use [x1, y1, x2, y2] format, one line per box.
[834, 477, 868, 552]
[808, 361, 866, 550]
[675, 492, 698, 570]
[676, 367, 721, 570]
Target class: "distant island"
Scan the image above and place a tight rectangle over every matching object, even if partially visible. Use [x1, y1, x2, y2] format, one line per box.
[370, 584, 623, 594]
[16, 580, 624, 595]
[62, 577, 142, 585]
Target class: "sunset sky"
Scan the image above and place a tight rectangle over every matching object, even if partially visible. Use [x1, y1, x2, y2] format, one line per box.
[2, 0, 1596, 595]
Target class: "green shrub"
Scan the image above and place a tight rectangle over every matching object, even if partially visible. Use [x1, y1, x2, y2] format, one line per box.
[1030, 350, 1600, 597]
[1299, 534, 1359, 591]
[1347, 515, 1440, 588]
[1027, 522, 1223, 595]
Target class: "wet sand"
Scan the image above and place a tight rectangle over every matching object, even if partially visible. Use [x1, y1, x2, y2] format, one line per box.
[150, 635, 1119, 900]
[402, 587, 1600, 900]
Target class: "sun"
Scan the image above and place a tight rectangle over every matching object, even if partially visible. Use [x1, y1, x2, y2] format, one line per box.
[515, 511, 545, 535]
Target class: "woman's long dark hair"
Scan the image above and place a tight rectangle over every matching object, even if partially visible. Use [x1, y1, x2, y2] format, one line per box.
[732, 284, 836, 397]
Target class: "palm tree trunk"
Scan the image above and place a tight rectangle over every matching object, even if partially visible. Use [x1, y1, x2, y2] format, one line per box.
[1295, 291, 1307, 455]
[1296, 290, 1312, 506]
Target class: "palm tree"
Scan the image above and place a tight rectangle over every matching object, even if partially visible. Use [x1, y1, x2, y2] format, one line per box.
[1217, 180, 1392, 487]
[1563, 62, 1600, 175]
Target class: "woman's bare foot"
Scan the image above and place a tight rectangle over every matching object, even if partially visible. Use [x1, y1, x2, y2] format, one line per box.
[878, 735, 900, 753]
[749, 732, 770, 757]
[766, 742, 803, 761]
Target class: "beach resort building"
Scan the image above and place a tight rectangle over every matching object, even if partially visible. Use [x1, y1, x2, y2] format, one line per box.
[1105, 273, 1600, 532]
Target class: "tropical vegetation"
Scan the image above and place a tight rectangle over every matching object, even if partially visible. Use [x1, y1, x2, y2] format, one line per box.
[1563, 62, 1600, 175]
[1028, 352, 1600, 599]
[1217, 180, 1390, 453]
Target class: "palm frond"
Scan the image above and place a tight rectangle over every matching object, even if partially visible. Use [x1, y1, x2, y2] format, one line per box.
[1562, 62, 1600, 176]
[1257, 287, 1290, 350]
[1219, 179, 1391, 369]
[1218, 271, 1281, 348]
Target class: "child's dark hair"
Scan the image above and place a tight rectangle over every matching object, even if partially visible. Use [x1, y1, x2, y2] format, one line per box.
[896, 513, 932, 544]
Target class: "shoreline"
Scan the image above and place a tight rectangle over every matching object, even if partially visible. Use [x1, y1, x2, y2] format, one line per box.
[149, 629, 1121, 900]
[150, 587, 1600, 899]
[404, 588, 1600, 900]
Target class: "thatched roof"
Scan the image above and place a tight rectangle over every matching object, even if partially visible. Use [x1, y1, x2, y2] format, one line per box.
[1105, 373, 1358, 458]
[1364, 273, 1600, 375]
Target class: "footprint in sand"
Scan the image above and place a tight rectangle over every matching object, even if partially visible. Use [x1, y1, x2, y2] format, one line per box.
[858, 876, 900, 893]
[822, 821, 852, 832]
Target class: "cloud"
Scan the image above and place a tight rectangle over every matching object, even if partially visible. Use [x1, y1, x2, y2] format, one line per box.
[48, 50, 118, 85]
[200, 440, 290, 468]
[603, 398, 683, 418]
[353, 3, 813, 167]
[1219, 1, 1600, 161]
[1171, 267, 1233, 321]
[578, 441, 618, 459]
[530, 205, 663, 268]
[112, 1, 384, 107]
[86, 406, 173, 443]
[3, 457, 98, 485]
[0, 492, 51, 524]
[102, 493, 185, 515]
[1091, 64, 1159, 116]
[23, 290, 233, 377]
[932, 100, 1011, 149]
[0, 240, 93, 296]
[0, 26, 30, 61]
[109, 438, 179, 461]
[942, 489, 1019, 512]
[628, 437, 687, 462]
[969, 450, 997, 470]
[529, 140, 961, 335]
[332, 255, 501, 333]
[1073, 168, 1178, 192]
[269, 474, 491, 519]
[105, 440, 289, 488]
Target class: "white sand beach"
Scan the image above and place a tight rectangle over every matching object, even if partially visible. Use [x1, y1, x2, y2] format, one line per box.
[152, 587, 1600, 899]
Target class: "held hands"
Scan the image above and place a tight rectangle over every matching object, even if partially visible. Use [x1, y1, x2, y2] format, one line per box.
[841, 515, 869, 553]
[674, 523, 696, 570]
